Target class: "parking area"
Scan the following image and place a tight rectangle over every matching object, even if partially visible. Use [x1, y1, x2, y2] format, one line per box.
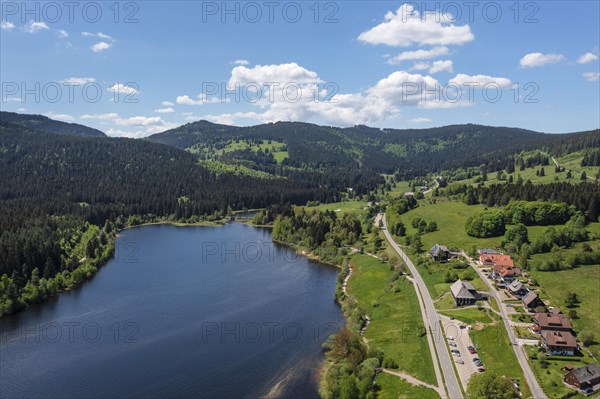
[438, 314, 481, 390]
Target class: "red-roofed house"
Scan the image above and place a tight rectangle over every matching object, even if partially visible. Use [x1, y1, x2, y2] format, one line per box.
[479, 252, 520, 285]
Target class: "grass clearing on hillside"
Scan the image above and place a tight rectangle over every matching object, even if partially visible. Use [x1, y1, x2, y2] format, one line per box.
[348, 254, 436, 385]
[439, 307, 497, 325]
[394, 201, 503, 252]
[304, 200, 369, 216]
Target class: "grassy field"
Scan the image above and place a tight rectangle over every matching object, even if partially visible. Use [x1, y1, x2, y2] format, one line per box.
[415, 256, 487, 300]
[470, 324, 532, 398]
[348, 254, 437, 385]
[528, 264, 600, 358]
[189, 139, 289, 164]
[303, 199, 369, 216]
[526, 347, 595, 399]
[374, 372, 440, 399]
[439, 307, 498, 325]
[394, 200, 503, 251]
[452, 151, 599, 187]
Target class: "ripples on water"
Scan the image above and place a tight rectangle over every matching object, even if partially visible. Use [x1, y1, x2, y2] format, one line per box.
[0, 223, 343, 399]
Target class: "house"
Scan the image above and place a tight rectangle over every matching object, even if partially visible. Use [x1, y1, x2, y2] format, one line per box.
[450, 279, 479, 306]
[522, 292, 545, 312]
[492, 264, 521, 285]
[532, 312, 573, 334]
[507, 280, 529, 297]
[564, 363, 600, 394]
[479, 252, 521, 285]
[541, 331, 578, 355]
[430, 244, 451, 262]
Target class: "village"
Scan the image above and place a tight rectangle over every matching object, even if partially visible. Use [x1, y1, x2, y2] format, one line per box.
[430, 243, 600, 397]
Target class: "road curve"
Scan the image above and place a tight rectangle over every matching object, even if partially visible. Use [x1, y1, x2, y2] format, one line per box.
[382, 214, 463, 399]
[461, 252, 547, 399]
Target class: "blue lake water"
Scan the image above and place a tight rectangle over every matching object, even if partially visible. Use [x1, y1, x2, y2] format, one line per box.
[0, 223, 344, 398]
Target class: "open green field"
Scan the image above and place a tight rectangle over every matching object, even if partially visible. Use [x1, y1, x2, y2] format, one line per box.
[415, 256, 488, 300]
[526, 347, 595, 399]
[439, 307, 498, 325]
[452, 151, 599, 187]
[529, 264, 600, 358]
[374, 373, 440, 399]
[386, 180, 414, 198]
[348, 254, 437, 385]
[470, 324, 532, 398]
[189, 139, 289, 164]
[303, 199, 369, 216]
[394, 200, 503, 252]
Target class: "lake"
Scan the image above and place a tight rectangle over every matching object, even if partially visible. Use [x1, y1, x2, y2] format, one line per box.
[0, 223, 344, 398]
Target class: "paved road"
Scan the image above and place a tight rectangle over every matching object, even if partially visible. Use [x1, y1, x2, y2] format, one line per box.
[461, 252, 548, 399]
[382, 214, 463, 399]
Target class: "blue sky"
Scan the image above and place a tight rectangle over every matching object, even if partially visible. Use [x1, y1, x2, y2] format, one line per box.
[1, 1, 599, 137]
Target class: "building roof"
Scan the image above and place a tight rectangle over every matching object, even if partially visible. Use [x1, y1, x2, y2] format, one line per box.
[481, 253, 515, 268]
[522, 292, 542, 307]
[542, 331, 577, 348]
[508, 280, 525, 292]
[450, 279, 476, 300]
[479, 248, 502, 255]
[570, 363, 600, 384]
[551, 307, 563, 315]
[533, 312, 573, 330]
[430, 243, 449, 257]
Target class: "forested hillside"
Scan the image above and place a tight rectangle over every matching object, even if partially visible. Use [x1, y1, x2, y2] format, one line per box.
[148, 121, 600, 178]
[0, 111, 106, 137]
[0, 121, 344, 315]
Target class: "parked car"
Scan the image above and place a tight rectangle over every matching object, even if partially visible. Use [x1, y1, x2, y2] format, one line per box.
[455, 359, 464, 364]
[452, 352, 461, 357]
[469, 349, 477, 354]
[472, 358, 480, 363]
[478, 367, 486, 372]
[450, 316, 455, 320]
[467, 345, 474, 349]
[446, 336, 455, 340]
[449, 343, 457, 347]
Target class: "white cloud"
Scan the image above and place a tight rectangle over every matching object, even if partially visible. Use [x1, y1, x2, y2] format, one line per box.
[583, 72, 600, 82]
[358, 4, 474, 47]
[232, 59, 250, 65]
[195, 63, 510, 127]
[387, 46, 450, 64]
[17, 108, 26, 112]
[162, 101, 175, 106]
[59, 77, 96, 85]
[115, 116, 165, 127]
[155, 107, 175, 113]
[408, 117, 431, 123]
[97, 32, 113, 40]
[177, 95, 206, 105]
[577, 52, 598, 64]
[429, 60, 453, 74]
[448, 73, 511, 88]
[107, 83, 138, 95]
[57, 29, 69, 38]
[82, 32, 114, 40]
[91, 41, 112, 52]
[44, 112, 74, 121]
[81, 113, 119, 120]
[229, 62, 321, 88]
[1, 20, 15, 31]
[25, 20, 49, 34]
[519, 52, 565, 68]
[410, 62, 431, 71]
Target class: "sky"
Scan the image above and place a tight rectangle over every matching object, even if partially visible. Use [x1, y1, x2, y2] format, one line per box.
[1, 1, 599, 137]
